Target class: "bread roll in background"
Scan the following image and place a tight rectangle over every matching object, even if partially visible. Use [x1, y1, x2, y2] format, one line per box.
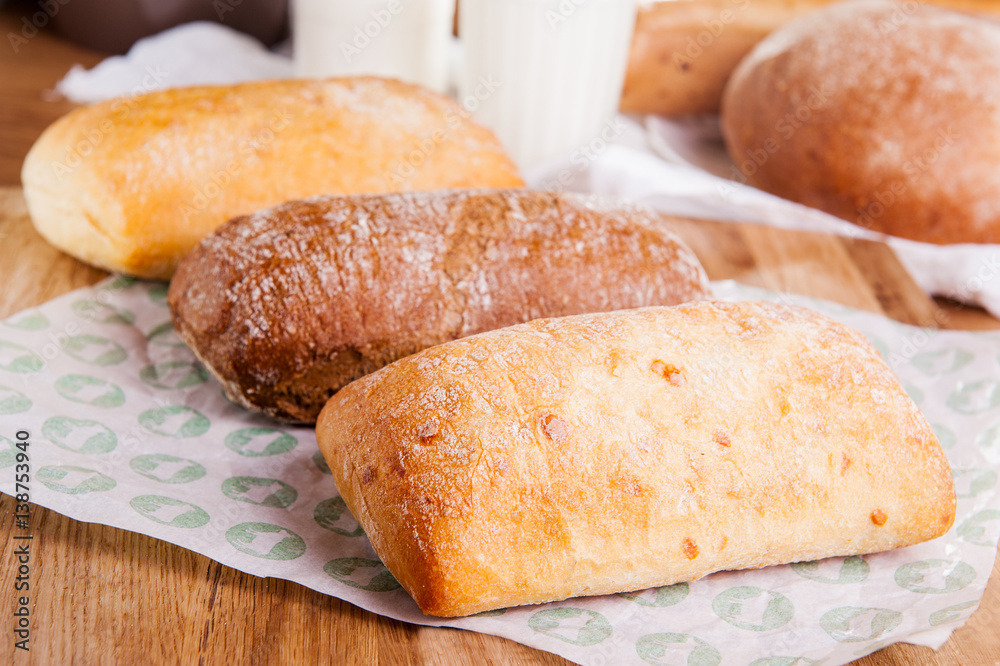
[317, 300, 955, 617]
[21, 77, 523, 279]
[621, 0, 827, 116]
[720, 0, 1000, 244]
[168, 189, 710, 423]
[622, 0, 1000, 117]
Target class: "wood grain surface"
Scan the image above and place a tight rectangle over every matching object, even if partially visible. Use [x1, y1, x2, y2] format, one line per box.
[1, 6, 999, 665]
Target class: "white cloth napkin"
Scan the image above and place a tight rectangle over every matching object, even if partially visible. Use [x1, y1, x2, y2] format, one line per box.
[56, 22, 293, 103]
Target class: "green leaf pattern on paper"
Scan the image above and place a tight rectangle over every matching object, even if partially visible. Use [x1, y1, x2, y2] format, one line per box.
[138, 406, 210, 438]
[635, 632, 721, 665]
[71, 299, 134, 325]
[528, 608, 612, 646]
[932, 423, 957, 449]
[225, 428, 297, 457]
[618, 583, 689, 607]
[0, 435, 20, 468]
[222, 476, 298, 508]
[130, 454, 206, 484]
[712, 587, 794, 631]
[130, 495, 210, 528]
[226, 522, 306, 560]
[3, 310, 48, 331]
[948, 379, 1000, 414]
[0, 384, 32, 414]
[323, 558, 400, 592]
[61, 335, 127, 366]
[957, 510, 1000, 547]
[894, 560, 976, 594]
[0, 339, 43, 373]
[819, 607, 903, 643]
[54, 375, 125, 408]
[42, 416, 118, 454]
[37, 465, 116, 494]
[140, 361, 208, 389]
[791, 556, 869, 585]
[928, 600, 979, 626]
[911, 348, 973, 375]
[314, 497, 365, 536]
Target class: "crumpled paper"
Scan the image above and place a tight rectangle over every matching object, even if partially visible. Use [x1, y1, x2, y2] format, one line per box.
[2, 277, 998, 666]
[56, 22, 293, 103]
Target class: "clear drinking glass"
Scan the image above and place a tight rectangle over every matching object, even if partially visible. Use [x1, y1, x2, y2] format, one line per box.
[294, 0, 455, 93]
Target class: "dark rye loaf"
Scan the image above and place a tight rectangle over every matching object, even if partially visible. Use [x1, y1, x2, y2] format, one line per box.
[168, 189, 710, 422]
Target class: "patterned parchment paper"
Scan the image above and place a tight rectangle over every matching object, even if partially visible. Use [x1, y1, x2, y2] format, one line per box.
[1, 277, 998, 666]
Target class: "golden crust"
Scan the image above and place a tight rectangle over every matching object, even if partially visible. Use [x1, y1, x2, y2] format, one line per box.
[168, 189, 710, 423]
[21, 77, 524, 279]
[620, 0, 825, 116]
[316, 300, 956, 617]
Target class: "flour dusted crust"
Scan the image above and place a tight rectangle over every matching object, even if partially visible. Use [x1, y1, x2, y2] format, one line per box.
[720, 0, 1000, 244]
[20, 77, 523, 279]
[624, 0, 1000, 117]
[168, 189, 710, 423]
[621, 0, 824, 116]
[316, 300, 955, 617]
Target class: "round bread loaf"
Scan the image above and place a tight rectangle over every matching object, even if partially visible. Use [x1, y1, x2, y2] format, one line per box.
[720, 0, 1000, 244]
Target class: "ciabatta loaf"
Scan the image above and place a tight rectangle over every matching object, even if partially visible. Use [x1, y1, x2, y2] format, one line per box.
[316, 300, 955, 617]
[168, 189, 710, 423]
[21, 77, 523, 278]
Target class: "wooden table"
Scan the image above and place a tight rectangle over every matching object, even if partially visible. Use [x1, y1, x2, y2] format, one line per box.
[1, 8, 999, 664]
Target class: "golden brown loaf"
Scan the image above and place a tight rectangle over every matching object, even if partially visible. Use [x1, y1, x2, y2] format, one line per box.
[317, 300, 955, 617]
[21, 77, 523, 279]
[621, 0, 824, 116]
[168, 189, 710, 423]
[720, 0, 1000, 244]
[622, 0, 1000, 117]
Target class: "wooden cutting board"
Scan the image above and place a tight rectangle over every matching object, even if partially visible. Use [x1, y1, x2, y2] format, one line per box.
[1, 185, 998, 665]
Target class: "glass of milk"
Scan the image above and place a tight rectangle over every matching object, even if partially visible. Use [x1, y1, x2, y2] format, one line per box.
[294, 0, 455, 94]
[458, 0, 638, 168]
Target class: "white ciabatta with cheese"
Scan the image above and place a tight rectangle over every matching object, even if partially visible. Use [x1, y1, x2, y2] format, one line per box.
[316, 300, 955, 617]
